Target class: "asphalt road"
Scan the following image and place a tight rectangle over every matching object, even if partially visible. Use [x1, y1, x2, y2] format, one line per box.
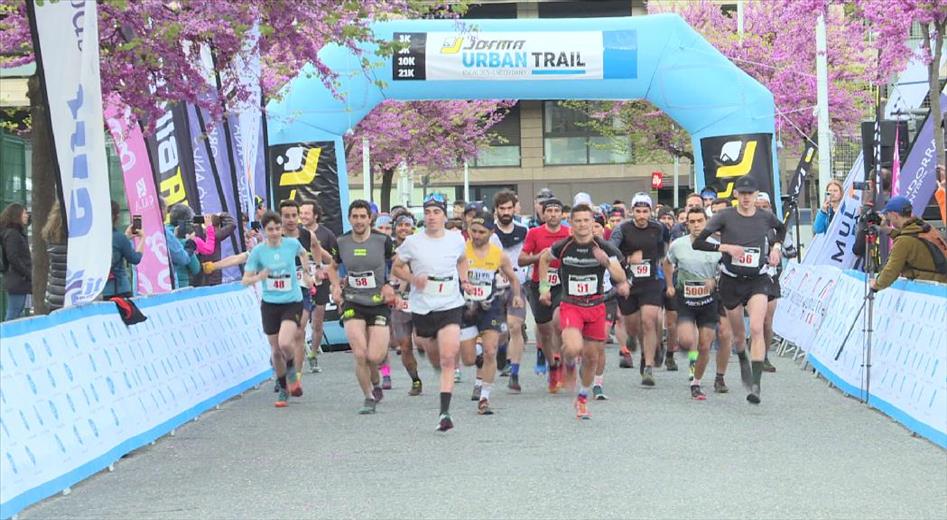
[19, 343, 947, 520]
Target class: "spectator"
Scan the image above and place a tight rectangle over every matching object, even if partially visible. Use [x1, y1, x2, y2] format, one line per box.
[657, 207, 676, 231]
[159, 199, 198, 289]
[41, 200, 67, 312]
[870, 196, 947, 291]
[1, 203, 32, 320]
[813, 179, 844, 234]
[102, 200, 144, 298]
[194, 212, 236, 287]
[452, 200, 466, 220]
[935, 164, 945, 228]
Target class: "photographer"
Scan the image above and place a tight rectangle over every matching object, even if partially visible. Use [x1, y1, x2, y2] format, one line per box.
[869, 196, 947, 291]
[166, 202, 201, 288]
[813, 179, 843, 234]
[102, 200, 144, 298]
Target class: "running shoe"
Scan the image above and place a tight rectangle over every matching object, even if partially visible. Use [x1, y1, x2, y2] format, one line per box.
[738, 356, 753, 392]
[655, 342, 666, 367]
[500, 365, 512, 377]
[372, 385, 384, 403]
[289, 377, 303, 398]
[535, 350, 547, 375]
[763, 357, 776, 373]
[307, 352, 322, 373]
[358, 398, 376, 414]
[409, 380, 422, 396]
[478, 399, 494, 415]
[574, 395, 591, 420]
[714, 377, 729, 394]
[691, 384, 707, 401]
[508, 374, 521, 393]
[639, 351, 645, 375]
[275, 388, 289, 408]
[641, 366, 656, 387]
[382, 375, 392, 390]
[547, 366, 561, 394]
[747, 384, 761, 405]
[471, 385, 482, 402]
[618, 348, 634, 369]
[592, 385, 608, 401]
[454, 369, 462, 383]
[665, 354, 678, 372]
[436, 413, 454, 432]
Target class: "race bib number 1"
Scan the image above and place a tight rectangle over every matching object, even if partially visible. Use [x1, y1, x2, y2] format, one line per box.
[568, 274, 597, 297]
[424, 275, 457, 296]
[733, 248, 761, 268]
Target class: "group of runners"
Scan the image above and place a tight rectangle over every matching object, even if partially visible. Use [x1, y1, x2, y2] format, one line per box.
[205, 175, 787, 431]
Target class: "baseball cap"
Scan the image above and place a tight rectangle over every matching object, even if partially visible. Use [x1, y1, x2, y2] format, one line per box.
[882, 195, 911, 214]
[756, 192, 771, 204]
[593, 212, 606, 227]
[464, 201, 484, 214]
[700, 187, 717, 199]
[658, 207, 675, 219]
[374, 214, 392, 228]
[422, 192, 447, 211]
[573, 192, 592, 206]
[734, 176, 759, 193]
[631, 192, 653, 209]
[609, 207, 626, 218]
[469, 209, 495, 230]
[536, 188, 554, 201]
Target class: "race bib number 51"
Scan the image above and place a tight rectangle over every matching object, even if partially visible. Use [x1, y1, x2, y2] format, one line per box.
[568, 274, 597, 297]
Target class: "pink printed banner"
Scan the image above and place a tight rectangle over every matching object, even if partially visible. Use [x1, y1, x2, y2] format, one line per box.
[104, 96, 172, 295]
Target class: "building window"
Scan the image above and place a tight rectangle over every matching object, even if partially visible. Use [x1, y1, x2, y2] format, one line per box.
[543, 101, 630, 165]
[474, 103, 521, 167]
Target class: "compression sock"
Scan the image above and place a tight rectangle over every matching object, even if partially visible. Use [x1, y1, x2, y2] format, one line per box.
[752, 361, 763, 386]
[380, 364, 391, 377]
[277, 375, 288, 389]
[440, 392, 452, 414]
[736, 350, 748, 361]
[510, 363, 520, 376]
[688, 350, 699, 381]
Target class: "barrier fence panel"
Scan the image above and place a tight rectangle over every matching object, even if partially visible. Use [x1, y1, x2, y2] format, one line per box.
[0, 283, 272, 519]
[774, 264, 947, 448]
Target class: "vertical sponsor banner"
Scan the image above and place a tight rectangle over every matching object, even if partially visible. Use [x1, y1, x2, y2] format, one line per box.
[221, 23, 262, 224]
[145, 102, 201, 213]
[28, 0, 111, 306]
[898, 92, 947, 216]
[783, 139, 817, 220]
[254, 122, 269, 209]
[802, 157, 865, 267]
[699, 133, 775, 204]
[269, 141, 343, 234]
[104, 98, 172, 294]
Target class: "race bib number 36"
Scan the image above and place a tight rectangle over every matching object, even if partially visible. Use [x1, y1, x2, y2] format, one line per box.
[733, 248, 761, 268]
[348, 271, 377, 289]
[266, 277, 292, 292]
[568, 274, 597, 297]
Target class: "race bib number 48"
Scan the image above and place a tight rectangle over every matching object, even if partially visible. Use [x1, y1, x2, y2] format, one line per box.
[266, 277, 292, 292]
[733, 248, 761, 268]
[568, 274, 597, 297]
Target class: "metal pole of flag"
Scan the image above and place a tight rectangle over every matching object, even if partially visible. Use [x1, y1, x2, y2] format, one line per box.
[362, 138, 371, 202]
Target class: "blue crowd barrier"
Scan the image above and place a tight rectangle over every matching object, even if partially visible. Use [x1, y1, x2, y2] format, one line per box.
[0, 283, 274, 519]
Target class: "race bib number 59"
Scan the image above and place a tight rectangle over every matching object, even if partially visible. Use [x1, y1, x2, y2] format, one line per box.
[630, 262, 651, 278]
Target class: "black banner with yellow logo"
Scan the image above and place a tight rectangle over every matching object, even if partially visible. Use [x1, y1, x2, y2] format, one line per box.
[268, 141, 342, 235]
[145, 102, 201, 213]
[700, 133, 774, 204]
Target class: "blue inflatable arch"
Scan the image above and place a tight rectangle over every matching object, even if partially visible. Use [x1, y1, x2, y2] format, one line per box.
[266, 14, 781, 227]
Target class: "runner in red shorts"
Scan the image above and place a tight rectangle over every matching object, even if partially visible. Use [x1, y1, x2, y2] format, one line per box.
[539, 204, 629, 420]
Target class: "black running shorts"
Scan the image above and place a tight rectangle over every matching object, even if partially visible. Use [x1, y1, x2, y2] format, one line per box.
[413, 306, 464, 339]
[718, 274, 779, 311]
[261, 301, 303, 336]
[340, 302, 390, 327]
[618, 279, 665, 316]
[527, 281, 562, 325]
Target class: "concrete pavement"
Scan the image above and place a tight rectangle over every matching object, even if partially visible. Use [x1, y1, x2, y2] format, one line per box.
[19, 345, 947, 519]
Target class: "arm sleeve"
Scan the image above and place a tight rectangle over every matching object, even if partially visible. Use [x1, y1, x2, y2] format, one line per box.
[165, 230, 190, 266]
[120, 235, 143, 265]
[813, 210, 829, 234]
[657, 226, 670, 258]
[384, 236, 395, 260]
[770, 212, 787, 244]
[874, 238, 909, 290]
[693, 213, 724, 252]
[549, 238, 565, 259]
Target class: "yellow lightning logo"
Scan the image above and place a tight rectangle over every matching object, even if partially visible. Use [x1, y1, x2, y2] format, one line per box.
[716, 141, 757, 199]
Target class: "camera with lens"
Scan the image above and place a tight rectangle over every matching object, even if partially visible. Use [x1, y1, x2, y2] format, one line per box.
[863, 209, 882, 227]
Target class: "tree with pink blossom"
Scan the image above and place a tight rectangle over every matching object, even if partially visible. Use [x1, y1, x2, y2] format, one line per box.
[345, 100, 515, 211]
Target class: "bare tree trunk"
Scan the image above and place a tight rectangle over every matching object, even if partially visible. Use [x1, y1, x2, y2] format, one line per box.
[27, 74, 55, 315]
[379, 167, 395, 212]
[922, 21, 945, 168]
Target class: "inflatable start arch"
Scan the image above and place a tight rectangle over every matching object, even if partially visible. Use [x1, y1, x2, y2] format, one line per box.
[266, 14, 780, 232]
